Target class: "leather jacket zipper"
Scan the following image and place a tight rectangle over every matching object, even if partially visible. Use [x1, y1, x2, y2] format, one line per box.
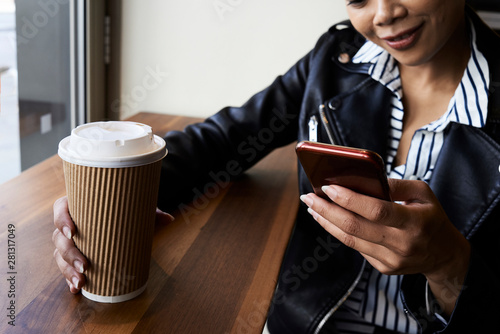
[318, 104, 337, 145]
[313, 103, 367, 334]
[308, 115, 318, 142]
[313, 260, 366, 334]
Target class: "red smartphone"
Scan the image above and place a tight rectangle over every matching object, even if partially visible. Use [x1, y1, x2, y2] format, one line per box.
[296, 141, 391, 201]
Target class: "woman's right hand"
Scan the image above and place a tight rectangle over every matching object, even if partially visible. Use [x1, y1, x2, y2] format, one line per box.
[52, 196, 87, 294]
[52, 196, 174, 294]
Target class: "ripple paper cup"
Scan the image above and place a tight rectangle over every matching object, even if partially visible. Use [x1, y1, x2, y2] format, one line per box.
[58, 121, 167, 303]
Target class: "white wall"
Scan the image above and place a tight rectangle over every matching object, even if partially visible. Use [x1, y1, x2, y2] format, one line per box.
[119, 0, 348, 119]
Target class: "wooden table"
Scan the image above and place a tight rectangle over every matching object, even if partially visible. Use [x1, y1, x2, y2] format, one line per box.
[0, 112, 299, 333]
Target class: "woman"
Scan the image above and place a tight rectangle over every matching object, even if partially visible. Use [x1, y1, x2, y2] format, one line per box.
[53, 1, 500, 333]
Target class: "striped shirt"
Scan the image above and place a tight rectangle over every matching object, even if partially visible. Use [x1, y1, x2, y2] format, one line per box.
[329, 19, 490, 334]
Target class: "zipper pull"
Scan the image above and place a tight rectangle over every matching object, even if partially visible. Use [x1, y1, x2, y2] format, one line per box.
[308, 115, 318, 142]
[318, 104, 336, 145]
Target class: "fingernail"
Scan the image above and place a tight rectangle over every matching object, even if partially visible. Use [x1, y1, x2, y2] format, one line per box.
[307, 207, 319, 220]
[74, 260, 84, 274]
[63, 226, 72, 239]
[322, 185, 337, 199]
[300, 194, 313, 206]
[66, 278, 73, 289]
[72, 276, 80, 290]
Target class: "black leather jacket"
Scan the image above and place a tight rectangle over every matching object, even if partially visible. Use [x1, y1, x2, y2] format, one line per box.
[158, 7, 500, 334]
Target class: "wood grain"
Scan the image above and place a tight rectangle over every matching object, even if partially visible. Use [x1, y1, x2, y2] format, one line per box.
[0, 112, 298, 333]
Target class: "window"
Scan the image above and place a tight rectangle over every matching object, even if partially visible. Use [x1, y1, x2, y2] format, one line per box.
[0, 0, 20, 183]
[0, 0, 107, 184]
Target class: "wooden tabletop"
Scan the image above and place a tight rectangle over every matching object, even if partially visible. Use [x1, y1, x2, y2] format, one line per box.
[0, 112, 299, 333]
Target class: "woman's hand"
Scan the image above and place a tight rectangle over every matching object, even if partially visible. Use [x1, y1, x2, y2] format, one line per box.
[52, 197, 87, 294]
[52, 196, 174, 294]
[300, 178, 471, 315]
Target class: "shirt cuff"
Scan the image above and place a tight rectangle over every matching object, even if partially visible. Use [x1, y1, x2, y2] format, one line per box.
[425, 280, 449, 326]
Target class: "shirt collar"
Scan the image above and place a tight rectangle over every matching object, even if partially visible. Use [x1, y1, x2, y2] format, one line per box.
[351, 18, 490, 130]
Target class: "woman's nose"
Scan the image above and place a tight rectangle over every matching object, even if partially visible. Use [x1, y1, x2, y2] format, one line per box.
[373, 0, 406, 26]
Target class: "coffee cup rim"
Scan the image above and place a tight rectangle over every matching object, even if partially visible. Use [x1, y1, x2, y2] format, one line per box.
[58, 121, 167, 168]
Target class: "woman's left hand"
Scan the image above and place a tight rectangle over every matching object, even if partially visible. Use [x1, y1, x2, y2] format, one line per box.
[300, 178, 470, 315]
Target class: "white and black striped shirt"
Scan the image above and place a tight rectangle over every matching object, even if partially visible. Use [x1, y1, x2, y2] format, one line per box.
[330, 19, 489, 334]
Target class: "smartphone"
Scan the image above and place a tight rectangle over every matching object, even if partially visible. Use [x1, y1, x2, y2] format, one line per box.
[296, 141, 391, 201]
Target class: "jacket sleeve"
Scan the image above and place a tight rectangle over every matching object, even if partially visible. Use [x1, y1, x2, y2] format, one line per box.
[156, 31, 333, 211]
[401, 219, 500, 333]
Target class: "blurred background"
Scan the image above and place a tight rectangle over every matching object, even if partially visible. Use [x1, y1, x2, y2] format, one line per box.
[0, 0, 346, 184]
[0, 0, 19, 184]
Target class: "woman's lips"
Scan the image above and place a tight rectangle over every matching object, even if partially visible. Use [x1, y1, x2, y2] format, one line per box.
[381, 24, 423, 50]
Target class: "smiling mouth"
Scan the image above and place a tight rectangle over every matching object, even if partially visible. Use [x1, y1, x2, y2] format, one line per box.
[381, 23, 424, 50]
[391, 32, 413, 42]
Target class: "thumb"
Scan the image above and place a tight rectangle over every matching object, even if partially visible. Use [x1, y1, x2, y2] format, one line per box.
[155, 208, 175, 225]
[388, 178, 432, 204]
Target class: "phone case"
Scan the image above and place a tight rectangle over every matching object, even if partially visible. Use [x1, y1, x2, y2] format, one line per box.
[296, 141, 391, 201]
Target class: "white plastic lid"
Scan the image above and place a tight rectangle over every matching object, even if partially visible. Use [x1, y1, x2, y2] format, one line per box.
[58, 121, 167, 168]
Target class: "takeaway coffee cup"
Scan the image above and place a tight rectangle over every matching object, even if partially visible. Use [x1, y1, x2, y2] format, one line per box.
[58, 121, 167, 303]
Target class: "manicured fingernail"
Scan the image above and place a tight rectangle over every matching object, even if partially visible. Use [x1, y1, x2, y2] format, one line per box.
[66, 279, 73, 289]
[300, 194, 313, 206]
[322, 185, 337, 199]
[74, 260, 84, 274]
[72, 276, 80, 290]
[63, 226, 72, 239]
[307, 207, 319, 220]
